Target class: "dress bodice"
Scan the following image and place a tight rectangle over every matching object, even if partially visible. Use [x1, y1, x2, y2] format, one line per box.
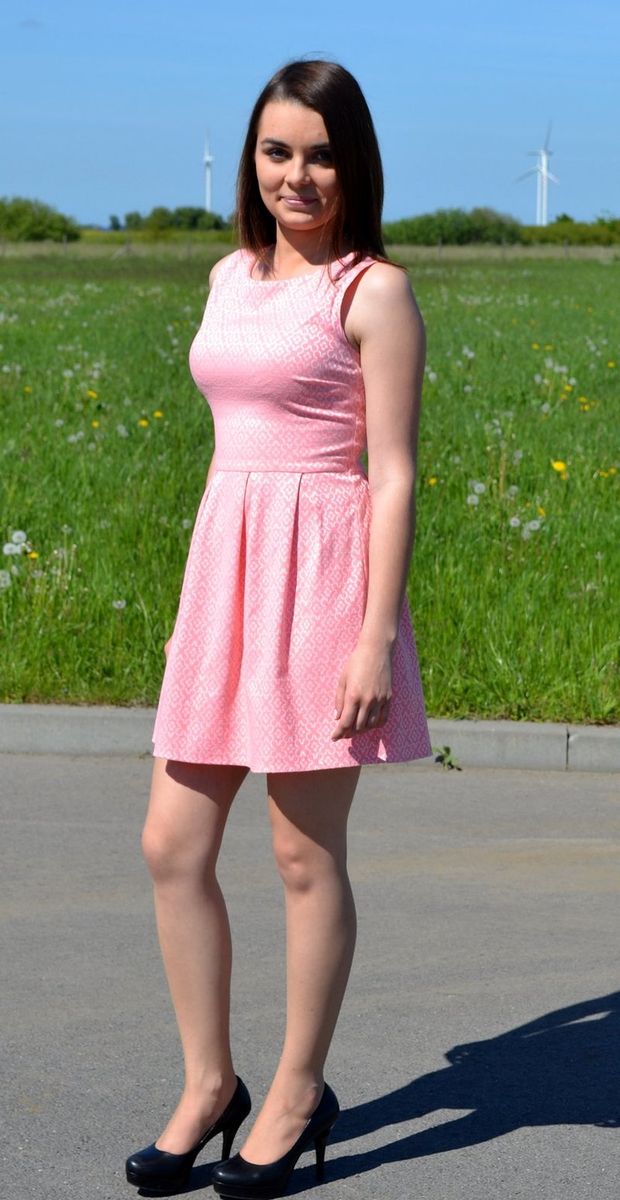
[188, 247, 378, 473]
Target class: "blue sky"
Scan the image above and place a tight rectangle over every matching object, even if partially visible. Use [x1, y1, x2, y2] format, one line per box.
[1, 0, 617, 228]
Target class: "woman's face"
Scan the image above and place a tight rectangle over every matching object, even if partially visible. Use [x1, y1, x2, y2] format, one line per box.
[254, 100, 341, 235]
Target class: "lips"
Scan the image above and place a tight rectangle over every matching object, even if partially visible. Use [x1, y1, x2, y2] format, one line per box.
[281, 196, 317, 206]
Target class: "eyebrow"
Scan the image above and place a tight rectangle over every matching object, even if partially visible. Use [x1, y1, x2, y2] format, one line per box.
[259, 138, 331, 150]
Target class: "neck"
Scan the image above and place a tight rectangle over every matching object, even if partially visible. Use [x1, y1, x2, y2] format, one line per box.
[268, 225, 351, 276]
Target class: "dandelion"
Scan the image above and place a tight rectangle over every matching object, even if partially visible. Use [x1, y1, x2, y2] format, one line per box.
[509, 516, 521, 528]
[116, 423, 129, 438]
[181, 518, 193, 529]
[537, 506, 546, 517]
[507, 485, 519, 497]
[512, 450, 523, 464]
[153, 410, 164, 419]
[112, 599, 127, 610]
[531, 342, 540, 350]
[27, 550, 39, 559]
[551, 460, 567, 472]
[521, 527, 532, 541]
[427, 476, 438, 486]
[62, 368, 74, 379]
[138, 418, 149, 428]
[87, 389, 98, 398]
[472, 481, 486, 495]
[91, 419, 100, 428]
[466, 494, 479, 506]
[526, 519, 541, 532]
[11, 530, 27, 544]
[55, 418, 65, 427]
[61, 524, 73, 534]
[427, 370, 437, 383]
[0, 569, 11, 589]
[607, 361, 616, 368]
[3, 543, 21, 556]
[540, 402, 550, 413]
[24, 385, 32, 393]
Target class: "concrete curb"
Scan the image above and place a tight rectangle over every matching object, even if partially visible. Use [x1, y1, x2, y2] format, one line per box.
[0, 704, 618, 771]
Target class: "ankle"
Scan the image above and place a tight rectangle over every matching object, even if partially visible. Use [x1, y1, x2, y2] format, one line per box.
[270, 1068, 324, 1107]
[183, 1070, 237, 1105]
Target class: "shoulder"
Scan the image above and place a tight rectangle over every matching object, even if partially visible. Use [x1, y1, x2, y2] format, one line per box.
[352, 259, 416, 303]
[345, 259, 425, 344]
[208, 249, 245, 288]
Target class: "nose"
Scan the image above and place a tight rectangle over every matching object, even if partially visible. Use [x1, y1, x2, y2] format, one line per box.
[284, 155, 311, 187]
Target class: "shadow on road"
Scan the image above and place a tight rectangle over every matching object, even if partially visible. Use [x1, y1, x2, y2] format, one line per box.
[179, 991, 620, 1195]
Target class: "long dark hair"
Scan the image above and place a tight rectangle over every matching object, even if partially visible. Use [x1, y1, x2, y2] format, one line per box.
[235, 59, 397, 278]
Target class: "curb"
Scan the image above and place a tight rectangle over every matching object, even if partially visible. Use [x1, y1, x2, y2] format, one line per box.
[0, 704, 618, 771]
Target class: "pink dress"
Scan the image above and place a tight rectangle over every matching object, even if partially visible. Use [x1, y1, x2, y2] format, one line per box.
[151, 247, 433, 772]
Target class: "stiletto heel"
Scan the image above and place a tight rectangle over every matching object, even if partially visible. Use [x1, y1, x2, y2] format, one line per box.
[125, 1075, 252, 1194]
[211, 1081, 340, 1199]
[314, 1131, 327, 1180]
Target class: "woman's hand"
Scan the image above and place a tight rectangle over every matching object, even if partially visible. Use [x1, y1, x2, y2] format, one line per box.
[331, 640, 393, 740]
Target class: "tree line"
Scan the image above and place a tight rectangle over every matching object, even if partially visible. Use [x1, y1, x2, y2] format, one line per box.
[1, 196, 619, 246]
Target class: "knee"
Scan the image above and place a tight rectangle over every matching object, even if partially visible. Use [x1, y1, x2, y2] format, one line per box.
[272, 832, 326, 894]
[141, 821, 214, 884]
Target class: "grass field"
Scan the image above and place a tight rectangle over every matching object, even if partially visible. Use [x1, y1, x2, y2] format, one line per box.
[0, 244, 618, 722]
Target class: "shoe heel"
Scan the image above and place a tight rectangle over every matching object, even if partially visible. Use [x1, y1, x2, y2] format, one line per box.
[221, 1095, 252, 1160]
[313, 1122, 336, 1182]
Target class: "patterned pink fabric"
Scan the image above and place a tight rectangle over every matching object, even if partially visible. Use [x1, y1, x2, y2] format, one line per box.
[151, 248, 433, 772]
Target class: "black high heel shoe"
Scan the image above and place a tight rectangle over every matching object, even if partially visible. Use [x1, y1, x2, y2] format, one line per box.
[125, 1075, 252, 1194]
[210, 1081, 340, 1200]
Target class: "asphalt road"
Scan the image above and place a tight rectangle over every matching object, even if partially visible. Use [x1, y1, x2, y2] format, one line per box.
[2, 754, 619, 1199]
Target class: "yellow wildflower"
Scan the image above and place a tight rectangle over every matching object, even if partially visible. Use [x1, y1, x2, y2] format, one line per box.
[138, 418, 149, 427]
[537, 506, 546, 517]
[27, 550, 39, 559]
[564, 384, 573, 391]
[609, 466, 617, 476]
[551, 460, 567, 472]
[427, 476, 438, 486]
[607, 361, 616, 368]
[153, 410, 164, 419]
[544, 343, 554, 350]
[91, 419, 100, 428]
[531, 342, 540, 349]
[87, 389, 98, 399]
[24, 385, 32, 393]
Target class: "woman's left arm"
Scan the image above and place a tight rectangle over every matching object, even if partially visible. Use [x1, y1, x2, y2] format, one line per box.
[331, 263, 426, 740]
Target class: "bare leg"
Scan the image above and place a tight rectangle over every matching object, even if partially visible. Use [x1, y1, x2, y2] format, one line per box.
[141, 756, 250, 1153]
[238, 765, 361, 1164]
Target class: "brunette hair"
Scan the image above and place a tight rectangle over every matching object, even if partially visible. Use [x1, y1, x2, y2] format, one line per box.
[235, 59, 398, 277]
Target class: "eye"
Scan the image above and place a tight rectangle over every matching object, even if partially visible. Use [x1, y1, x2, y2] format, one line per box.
[265, 147, 287, 160]
[313, 149, 333, 164]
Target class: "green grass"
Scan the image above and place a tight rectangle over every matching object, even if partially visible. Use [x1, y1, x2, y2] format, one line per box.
[1, 247, 618, 721]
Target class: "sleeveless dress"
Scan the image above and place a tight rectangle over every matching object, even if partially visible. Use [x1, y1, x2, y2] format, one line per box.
[151, 247, 433, 773]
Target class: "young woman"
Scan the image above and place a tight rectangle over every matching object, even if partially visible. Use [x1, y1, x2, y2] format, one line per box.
[125, 58, 432, 1199]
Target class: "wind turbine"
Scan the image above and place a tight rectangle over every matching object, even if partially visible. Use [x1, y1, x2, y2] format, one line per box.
[515, 121, 559, 225]
[204, 134, 214, 213]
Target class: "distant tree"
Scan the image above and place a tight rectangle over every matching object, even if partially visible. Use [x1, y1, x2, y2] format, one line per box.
[554, 213, 574, 223]
[0, 196, 80, 241]
[124, 211, 144, 230]
[109, 214, 122, 230]
[144, 206, 173, 233]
